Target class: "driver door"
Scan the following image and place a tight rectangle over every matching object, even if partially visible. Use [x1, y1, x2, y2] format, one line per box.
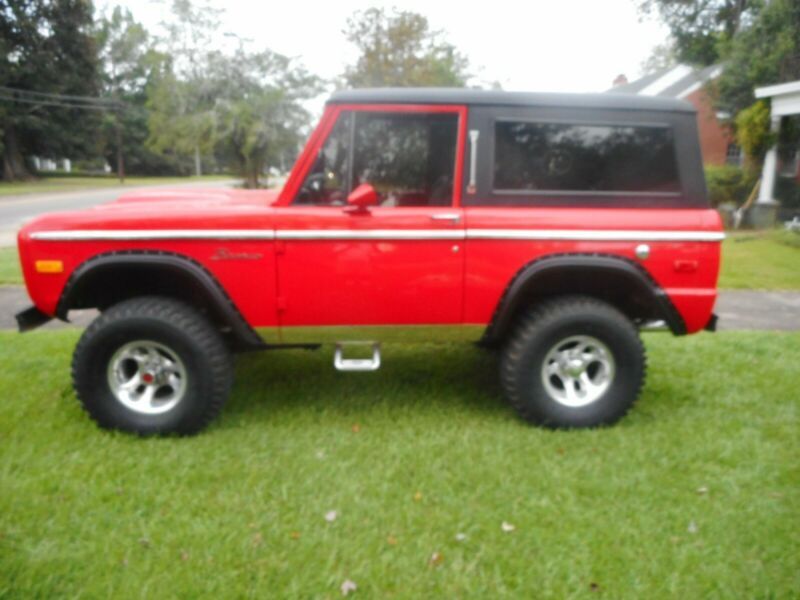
[274, 105, 467, 342]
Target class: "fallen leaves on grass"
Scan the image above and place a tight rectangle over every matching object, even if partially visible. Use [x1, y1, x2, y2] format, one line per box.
[501, 521, 515, 533]
[687, 521, 698, 534]
[413, 491, 423, 502]
[429, 552, 444, 566]
[340, 579, 357, 595]
[351, 423, 361, 433]
[290, 531, 301, 540]
[455, 532, 467, 542]
[387, 535, 398, 546]
[696, 486, 709, 495]
[325, 510, 338, 523]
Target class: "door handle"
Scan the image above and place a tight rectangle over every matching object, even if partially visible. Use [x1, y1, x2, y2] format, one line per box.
[430, 213, 461, 223]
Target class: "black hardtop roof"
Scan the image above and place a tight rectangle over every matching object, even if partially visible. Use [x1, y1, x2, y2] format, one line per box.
[328, 88, 695, 113]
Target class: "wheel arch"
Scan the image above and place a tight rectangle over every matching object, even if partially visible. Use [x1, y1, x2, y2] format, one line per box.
[57, 251, 264, 351]
[483, 253, 686, 344]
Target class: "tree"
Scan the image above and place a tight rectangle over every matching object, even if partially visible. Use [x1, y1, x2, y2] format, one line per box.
[716, 0, 800, 115]
[96, 7, 180, 177]
[0, 0, 101, 180]
[341, 8, 469, 88]
[638, 0, 763, 65]
[145, 0, 223, 175]
[211, 49, 320, 187]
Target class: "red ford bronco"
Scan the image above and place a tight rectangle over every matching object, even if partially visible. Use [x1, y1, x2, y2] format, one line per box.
[16, 89, 723, 435]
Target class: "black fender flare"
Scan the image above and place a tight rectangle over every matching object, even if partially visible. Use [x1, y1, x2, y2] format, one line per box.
[483, 253, 686, 342]
[57, 250, 265, 351]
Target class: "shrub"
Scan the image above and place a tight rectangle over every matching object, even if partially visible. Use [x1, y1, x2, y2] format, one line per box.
[704, 165, 759, 207]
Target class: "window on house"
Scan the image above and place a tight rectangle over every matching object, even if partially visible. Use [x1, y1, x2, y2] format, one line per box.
[726, 143, 743, 167]
[493, 121, 681, 195]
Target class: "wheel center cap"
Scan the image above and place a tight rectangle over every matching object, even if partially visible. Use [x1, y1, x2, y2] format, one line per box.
[565, 359, 585, 377]
[142, 372, 155, 384]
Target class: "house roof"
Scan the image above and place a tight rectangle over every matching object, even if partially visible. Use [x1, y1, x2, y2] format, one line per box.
[608, 64, 722, 99]
[328, 88, 694, 113]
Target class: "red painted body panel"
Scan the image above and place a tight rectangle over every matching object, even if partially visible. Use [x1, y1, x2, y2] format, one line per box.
[462, 207, 721, 334]
[274, 207, 464, 327]
[17, 103, 723, 339]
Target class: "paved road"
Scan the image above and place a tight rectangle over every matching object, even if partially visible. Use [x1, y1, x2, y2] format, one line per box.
[0, 180, 236, 246]
[1, 287, 798, 332]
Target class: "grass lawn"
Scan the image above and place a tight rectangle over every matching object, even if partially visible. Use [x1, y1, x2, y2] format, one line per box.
[0, 331, 797, 597]
[0, 248, 21, 285]
[720, 230, 800, 290]
[0, 174, 234, 198]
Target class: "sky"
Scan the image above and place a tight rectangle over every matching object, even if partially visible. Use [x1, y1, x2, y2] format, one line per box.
[113, 0, 670, 113]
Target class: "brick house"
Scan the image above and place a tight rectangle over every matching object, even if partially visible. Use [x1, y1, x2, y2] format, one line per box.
[608, 65, 742, 167]
[611, 65, 800, 184]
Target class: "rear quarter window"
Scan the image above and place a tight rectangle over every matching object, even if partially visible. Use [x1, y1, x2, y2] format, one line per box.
[462, 106, 707, 208]
[494, 121, 681, 195]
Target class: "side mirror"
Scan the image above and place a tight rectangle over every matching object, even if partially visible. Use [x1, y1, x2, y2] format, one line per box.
[345, 184, 378, 213]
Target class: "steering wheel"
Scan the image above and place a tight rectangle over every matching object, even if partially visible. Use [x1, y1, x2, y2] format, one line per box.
[299, 172, 328, 203]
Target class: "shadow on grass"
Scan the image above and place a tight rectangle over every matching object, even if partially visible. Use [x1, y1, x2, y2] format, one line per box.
[225, 343, 507, 423]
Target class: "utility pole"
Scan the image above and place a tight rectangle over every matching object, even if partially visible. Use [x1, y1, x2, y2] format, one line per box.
[115, 102, 125, 183]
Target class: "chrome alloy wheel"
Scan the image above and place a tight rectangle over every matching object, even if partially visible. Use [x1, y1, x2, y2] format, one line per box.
[541, 335, 615, 407]
[107, 341, 187, 415]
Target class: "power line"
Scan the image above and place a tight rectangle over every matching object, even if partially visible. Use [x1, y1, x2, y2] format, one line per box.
[0, 85, 123, 110]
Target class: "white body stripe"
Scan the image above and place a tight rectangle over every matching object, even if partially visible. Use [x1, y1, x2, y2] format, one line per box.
[30, 229, 725, 242]
[275, 229, 464, 240]
[30, 230, 276, 241]
[465, 229, 726, 242]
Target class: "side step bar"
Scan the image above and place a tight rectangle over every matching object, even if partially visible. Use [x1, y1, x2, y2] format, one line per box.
[334, 342, 381, 372]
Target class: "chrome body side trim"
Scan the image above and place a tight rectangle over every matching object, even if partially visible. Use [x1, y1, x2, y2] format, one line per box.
[465, 229, 725, 242]
[275, 229, 465, 240]
[31, 230, 276, 241]
[31, 229, 725, 242]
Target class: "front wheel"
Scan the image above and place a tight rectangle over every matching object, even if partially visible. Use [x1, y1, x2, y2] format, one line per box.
[72, 296, 234, 436]
[500, 296, 646, 428]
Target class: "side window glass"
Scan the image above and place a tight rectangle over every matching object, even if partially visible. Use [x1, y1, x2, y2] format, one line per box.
[295, 112, 352, 205]
[494, 121, 680, 194]
[352, 112, 458, 207]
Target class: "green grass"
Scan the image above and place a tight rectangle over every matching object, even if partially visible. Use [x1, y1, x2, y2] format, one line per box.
[0, 248, 21, 285]
[1, 331, 797, 598]
[719, 230, 800, 290]
[0, 174, 234, 197]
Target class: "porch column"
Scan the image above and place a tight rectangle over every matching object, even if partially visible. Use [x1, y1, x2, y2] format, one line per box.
[757, 115, 782, 204]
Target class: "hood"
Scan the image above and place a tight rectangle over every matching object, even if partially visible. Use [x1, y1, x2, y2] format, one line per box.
[19, 186, 281, 237]
[110, 187, 281, 207]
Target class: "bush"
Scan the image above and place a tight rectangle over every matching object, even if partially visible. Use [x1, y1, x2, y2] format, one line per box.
[704, 165, 759, 207]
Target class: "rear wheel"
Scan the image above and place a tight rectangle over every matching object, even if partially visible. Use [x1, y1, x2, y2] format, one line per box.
[72, 296, 233, 436]
[500, 296, 646, 428]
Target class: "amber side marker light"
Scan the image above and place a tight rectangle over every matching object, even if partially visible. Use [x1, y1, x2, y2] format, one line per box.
[35, 260, 64, 274]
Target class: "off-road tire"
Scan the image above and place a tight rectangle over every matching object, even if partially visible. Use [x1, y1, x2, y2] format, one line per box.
[72, 296, 233, 436]
[500, 296, 646, 428]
